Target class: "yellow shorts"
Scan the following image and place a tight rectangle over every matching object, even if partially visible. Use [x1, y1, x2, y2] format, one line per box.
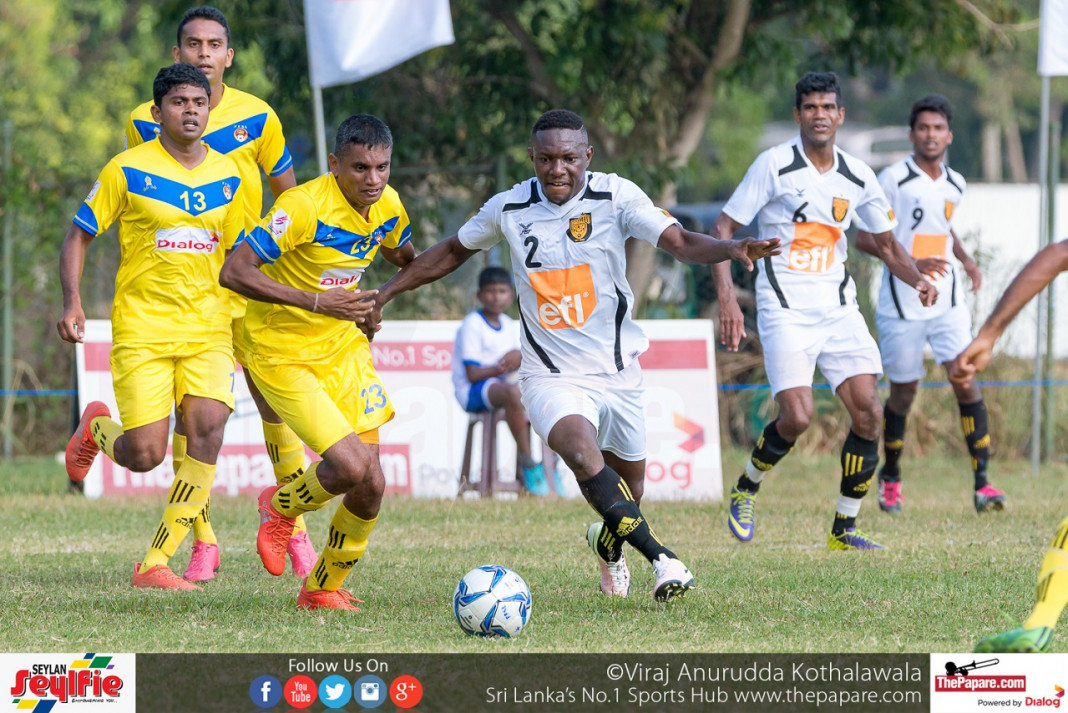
[110, 341, 236, 430]
[245, 336, 394, 455]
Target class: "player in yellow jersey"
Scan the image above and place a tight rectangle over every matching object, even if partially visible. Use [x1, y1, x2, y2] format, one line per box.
[58, 64, 242, 592]
[126, 6, 313, 583]
[950, 240, 1068, 653]
[220, 114, 415, 611]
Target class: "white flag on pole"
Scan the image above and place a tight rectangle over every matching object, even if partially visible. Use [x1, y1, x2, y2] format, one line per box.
[305, 0, 454, 89]
[1039, 0, 1068, 76]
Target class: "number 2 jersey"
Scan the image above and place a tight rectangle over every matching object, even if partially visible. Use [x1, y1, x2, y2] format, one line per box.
[457, 172, 677, 377]
[873, 156, 966, 321]
[73, 139, 243, 345]
[722, 135, 897, 311]
[239, 173, 412, 363]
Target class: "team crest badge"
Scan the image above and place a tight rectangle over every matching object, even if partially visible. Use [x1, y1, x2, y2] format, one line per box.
[223, 183, 232, 201]
[567, 213, 592, 242]
[832, 197, 849, 222]
[234, 127, 249, 143]
[944, 200, 954, 221]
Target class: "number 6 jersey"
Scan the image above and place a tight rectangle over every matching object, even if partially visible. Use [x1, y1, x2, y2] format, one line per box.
[722, 135, 897, 312]
[458, 172, 677, 377]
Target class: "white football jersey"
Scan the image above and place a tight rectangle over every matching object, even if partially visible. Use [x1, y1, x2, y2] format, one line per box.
[723, 136, 897, 311]
[458, 172, 677, 376]
[451, 310, 521, 402]
[874, 156, 966, 321]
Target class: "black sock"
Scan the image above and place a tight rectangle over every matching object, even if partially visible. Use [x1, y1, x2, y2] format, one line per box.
[742, 420, 795, 493]
[578, 466, 675, 564]
[959, 399, 990, 489]
[880, 404, 906, 481]
[833, 430, 879, 535]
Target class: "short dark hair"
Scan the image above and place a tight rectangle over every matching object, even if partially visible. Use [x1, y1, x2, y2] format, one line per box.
[478, 266, 513, 290]
[153, 63, 211, 107]
[531, 109, 587, 140]
[795, 71, 842, 109]
[177, 6, 231, 46]
[334, 114, 393, 155]
[909, 93, 953, 129]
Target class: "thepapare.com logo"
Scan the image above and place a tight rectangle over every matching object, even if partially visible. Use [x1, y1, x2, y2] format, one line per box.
[9, 653, 125, 710]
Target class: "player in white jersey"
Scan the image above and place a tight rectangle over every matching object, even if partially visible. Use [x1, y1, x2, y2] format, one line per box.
[368, 109, 780, 602]
[714, 72, 937, 551]
[856, 94, 1006, 516]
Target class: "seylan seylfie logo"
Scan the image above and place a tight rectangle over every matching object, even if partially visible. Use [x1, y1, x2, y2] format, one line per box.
[9, 653, 126, 709]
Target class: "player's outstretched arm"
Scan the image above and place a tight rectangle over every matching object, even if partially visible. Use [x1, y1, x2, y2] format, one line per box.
[220, 242, 375, 321]
[57, 225, 95, 343]
[867, 230, 938, 306]
[655, 224, 780, 270]
[369, 235, 479, 326]
[952, 239, 1068, 384]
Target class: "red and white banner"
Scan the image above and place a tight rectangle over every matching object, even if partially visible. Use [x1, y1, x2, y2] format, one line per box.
[305, 0, 454, 88]
[75, 319, 722, 501]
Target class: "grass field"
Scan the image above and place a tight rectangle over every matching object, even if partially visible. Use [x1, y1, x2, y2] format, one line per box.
[1, 448, 1064, 654]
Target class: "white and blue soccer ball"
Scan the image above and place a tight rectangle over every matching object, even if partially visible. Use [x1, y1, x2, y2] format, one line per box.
[453, 565, 532, 637]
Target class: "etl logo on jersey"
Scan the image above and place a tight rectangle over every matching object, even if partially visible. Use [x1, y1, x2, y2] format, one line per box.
[528, 264, 596, 329]
[787, 223, 840, 273]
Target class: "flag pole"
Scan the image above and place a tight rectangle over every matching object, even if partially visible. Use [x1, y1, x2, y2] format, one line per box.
[313, 84, 328, 175]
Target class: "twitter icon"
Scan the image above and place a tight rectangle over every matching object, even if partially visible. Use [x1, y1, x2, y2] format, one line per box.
[319, 674, 352, 709]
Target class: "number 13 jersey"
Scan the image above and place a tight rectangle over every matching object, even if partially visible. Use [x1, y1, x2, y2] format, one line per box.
[723, 135, 897, 311]
[458, 172, 677, 377]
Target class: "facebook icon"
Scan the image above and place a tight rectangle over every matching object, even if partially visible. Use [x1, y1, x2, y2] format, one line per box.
[250, 675, 283, 708]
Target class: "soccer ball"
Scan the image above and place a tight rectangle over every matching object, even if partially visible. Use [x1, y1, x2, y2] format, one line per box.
[453, 565, 532, 637]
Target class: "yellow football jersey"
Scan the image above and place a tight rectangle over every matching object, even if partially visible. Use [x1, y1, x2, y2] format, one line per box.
[124, 84, 291, 237]
[73, 139, 243, 345]
[240, 174, 412, 363]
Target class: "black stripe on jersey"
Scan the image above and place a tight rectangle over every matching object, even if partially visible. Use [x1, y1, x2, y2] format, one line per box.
[835, 152, 865, 188]
[778, 145, 807, 176]
[898, 163, 920, 187]
[888, 276, 905, 319]
[613, 286, 627, 371]
[945, 169, 964, 194]
[838, 268, 851, 306]
[516, 296, 560, 373]
[582, 181, 613, 201]
[762, 256, 789, 308]
[503, 180, 542, 212]
[950, 265, 957, 307]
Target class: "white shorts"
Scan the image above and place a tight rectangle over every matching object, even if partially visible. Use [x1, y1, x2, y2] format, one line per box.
[519, 361, 646, 460]
[876, 306, 973, 383]
[758, 305, 882, 397]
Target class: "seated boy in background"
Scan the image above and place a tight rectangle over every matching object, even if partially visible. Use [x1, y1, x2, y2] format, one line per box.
[452, 266, 559, 495]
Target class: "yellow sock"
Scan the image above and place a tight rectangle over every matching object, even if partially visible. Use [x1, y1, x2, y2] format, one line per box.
[272, 461, 335, 518]
[263, 420, 309, 535]
[171, 433, 217, 544]
[305, 502, 376, 592]
[90, 417, 124, 461]
[1024, 516, 1068, 630]
[141, 456, 215, 569]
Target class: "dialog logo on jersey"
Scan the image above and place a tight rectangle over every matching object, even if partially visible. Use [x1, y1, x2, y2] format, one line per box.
[567, 213, 592, 242]
[528, 263, 596, 329]
[787, 223, 841, 273]
[319, 266, 366, 289]
[155, 227, 221, 255]
[831, 197, 849, 222]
